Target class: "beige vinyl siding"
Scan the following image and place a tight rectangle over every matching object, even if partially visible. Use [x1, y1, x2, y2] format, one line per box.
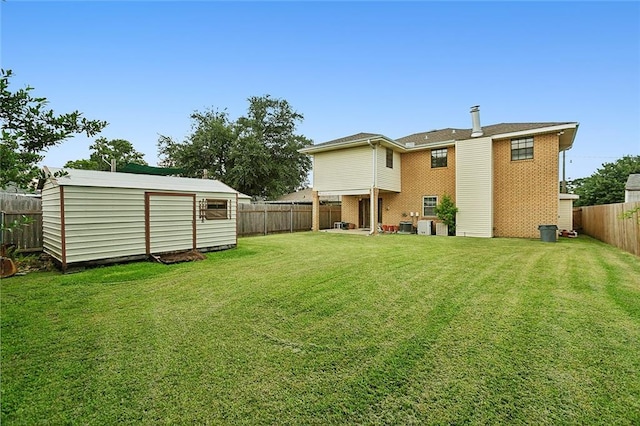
[376, 146, 401, 192]
[455, 137, 493, 237]
[62, 188, 236, 263]
[313, 146, 372, 192]
[42, 184, 63, 261]
[148, 194, 194, 254]
[626, 190, 640, 202]
[558, 197, 575, 231]
[196, 193, 237, 248]
[63, 187, 146, 263]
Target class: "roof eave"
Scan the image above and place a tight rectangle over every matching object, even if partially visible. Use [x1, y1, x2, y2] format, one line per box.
[299, 135, 406, 154]
[403, 139, 457, 150]
[488, 122, 579, 150]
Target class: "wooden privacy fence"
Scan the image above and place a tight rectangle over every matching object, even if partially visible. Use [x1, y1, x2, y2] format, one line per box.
[238, 204, 341, 236]
[579, 201, 639, 257]
[1, 193, 43, 253]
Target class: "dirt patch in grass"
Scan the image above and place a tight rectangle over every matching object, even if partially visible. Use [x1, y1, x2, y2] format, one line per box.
[13, 253, 56, 274]
[151, 250, 206, 265]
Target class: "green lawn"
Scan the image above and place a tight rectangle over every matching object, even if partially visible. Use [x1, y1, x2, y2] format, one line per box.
[2, 233, 640, 424]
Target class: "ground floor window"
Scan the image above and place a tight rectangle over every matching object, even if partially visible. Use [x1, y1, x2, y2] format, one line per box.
[423, 196, 437, 216]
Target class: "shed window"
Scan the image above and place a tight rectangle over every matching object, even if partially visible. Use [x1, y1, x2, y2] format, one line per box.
[423, 196, 437, 216]
[511, 137, 534, 160]
[431, 148, 447, 168]
[204, 199, 229, 220]
[386, 148, 393, 169]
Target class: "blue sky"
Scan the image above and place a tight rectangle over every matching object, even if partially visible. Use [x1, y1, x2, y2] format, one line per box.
[2, 1, 639, 180]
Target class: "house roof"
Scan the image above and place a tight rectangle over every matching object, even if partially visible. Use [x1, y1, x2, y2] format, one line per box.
[301, 121, 579, 154]
[303, 132, 396, 152]
[626, 174, 640, 191]
[44, 167, 239, 194]
[397, 122, 573, 146]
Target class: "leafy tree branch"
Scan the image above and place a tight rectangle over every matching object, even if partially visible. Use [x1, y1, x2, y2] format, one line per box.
[1, 69, 107, 188]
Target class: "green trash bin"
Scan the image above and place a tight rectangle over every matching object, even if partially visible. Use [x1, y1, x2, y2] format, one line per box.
[538, 225, 558, 242]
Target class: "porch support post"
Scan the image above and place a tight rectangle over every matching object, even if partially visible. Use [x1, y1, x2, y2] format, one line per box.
[312, 190, 320, 231]
[371, 187, 379, 235]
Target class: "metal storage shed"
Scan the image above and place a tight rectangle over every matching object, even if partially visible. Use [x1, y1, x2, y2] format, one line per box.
[42, 167, 239, 271]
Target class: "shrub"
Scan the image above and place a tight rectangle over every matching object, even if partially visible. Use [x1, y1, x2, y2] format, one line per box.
[434, 194, 458, 235]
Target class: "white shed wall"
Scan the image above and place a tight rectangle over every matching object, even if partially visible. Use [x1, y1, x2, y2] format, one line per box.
[626, 190, 640, 202]
[195, 193, 237, 248]
[63, 186, 147, 263]
[455, 137, 494, 238]
[148, 194, 194, 254]
[42, 184, 63, 261]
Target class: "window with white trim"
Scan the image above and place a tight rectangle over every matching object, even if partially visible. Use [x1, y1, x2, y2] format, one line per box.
[423, 196, 437, 216]
[511, 137, 534, 160]
[386, 148, 393, 169]
[431, 148, 447, 168]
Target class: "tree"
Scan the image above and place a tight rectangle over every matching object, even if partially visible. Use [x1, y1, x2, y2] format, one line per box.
[158, 109, 234, 180]
[64, 137, 147, 171]
[0, 69, 107, 188]
[158, 95, 312, 199]
[230, 95, 312, 198]
[572, 155, 640, 206]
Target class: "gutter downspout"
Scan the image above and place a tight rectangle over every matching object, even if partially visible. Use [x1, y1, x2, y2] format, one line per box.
[367, 139, 378, 235]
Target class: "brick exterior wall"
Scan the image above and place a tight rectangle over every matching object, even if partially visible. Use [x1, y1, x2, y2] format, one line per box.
[493, 133, 559, 238]
[334, 135, 560, 238]
[380, 147, 456, 226]
[341, 195, 360, 227]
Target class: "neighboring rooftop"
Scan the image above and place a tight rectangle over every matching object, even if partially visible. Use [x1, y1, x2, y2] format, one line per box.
[626, 174, 640, 190]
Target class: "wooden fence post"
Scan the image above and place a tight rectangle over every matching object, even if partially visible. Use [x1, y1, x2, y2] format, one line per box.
[264, 204, 268, 236]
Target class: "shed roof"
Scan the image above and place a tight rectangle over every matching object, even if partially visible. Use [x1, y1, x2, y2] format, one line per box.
[626, 174, 640, 191]
[45, 167, 238, 194]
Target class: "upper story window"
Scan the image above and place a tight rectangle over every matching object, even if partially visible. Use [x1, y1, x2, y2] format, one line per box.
[423, 196, 437, 216]
[431, 148, 448, 168]
[511, 137, 534, 160]
[386, 148, 393, 169]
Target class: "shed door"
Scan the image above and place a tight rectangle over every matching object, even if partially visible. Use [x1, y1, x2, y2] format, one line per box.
[145, 192, 196, 255]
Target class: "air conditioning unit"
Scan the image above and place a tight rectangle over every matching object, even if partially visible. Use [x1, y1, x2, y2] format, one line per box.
[417, 220, 433, 236]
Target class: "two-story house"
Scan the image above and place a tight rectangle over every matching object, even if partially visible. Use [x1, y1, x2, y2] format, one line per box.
[300, 106, 579, 238]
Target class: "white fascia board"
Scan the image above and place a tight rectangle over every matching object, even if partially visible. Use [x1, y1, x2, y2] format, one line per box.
[299, 135, 405, 154]
[559, 193, 579, 200]
[488, 123, 579, 141]
[561, 123, 580, 151]
[403, 139, 457, 151]
[318, 189, 370, 196]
